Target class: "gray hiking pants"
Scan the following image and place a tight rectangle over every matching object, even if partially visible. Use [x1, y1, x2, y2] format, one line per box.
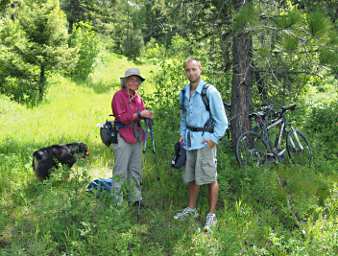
[111, 134, 143, 203]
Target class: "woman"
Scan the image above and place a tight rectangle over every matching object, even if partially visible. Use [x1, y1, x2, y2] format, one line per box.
[111, 68, 152, 206]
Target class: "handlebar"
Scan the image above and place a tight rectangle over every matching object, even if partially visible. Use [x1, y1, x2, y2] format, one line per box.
[219, 102, 297, 119]
[282, 104, 296, 112]
[275, 104, 297, 118]
[249, 103, 297, 120]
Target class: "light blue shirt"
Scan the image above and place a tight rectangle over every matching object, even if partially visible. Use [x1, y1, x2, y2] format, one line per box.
[179, 80, 228, 150]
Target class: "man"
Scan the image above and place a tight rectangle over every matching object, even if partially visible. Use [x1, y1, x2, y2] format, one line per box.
[174, 57, 228, 232]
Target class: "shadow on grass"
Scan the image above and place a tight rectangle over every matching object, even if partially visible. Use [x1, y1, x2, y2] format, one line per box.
[72, 78, 118, 94]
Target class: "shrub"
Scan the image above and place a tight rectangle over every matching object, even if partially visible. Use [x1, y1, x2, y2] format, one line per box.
[69, 22, 100, 81]
[305, 101, 338, 159]
[141, 38, 165, 64]
[122, 27, 144, 61]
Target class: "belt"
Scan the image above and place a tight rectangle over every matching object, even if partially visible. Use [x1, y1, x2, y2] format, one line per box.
[187, 125, 213, 133]
[114, 120, 140, 129]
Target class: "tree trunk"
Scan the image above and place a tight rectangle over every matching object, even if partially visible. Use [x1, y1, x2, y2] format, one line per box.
[38, 64, 46, 102]
[254, 66, 268, 103]
[230, 2, 253, 147]
[67, 0, 81, 34]
[68, 19, 74, 34]
[220, 31, 232, 72]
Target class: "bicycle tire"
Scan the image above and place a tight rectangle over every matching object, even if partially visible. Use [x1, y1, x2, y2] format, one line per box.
[286, 128, 312, 165]
[235, 131, 268, 167]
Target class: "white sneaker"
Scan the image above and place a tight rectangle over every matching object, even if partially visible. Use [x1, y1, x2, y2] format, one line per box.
[203, 213, 217, 232]
[174, 207, 198, 220]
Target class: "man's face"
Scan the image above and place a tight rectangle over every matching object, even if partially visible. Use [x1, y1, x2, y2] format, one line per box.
[185, 60, 202, 83]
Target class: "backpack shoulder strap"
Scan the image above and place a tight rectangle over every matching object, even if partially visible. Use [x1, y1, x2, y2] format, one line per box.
[180, 88, 186, 111]
[201, 83, 210, 112]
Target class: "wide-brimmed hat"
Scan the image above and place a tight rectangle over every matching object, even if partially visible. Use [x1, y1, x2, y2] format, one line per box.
[120, 68, 145, 87]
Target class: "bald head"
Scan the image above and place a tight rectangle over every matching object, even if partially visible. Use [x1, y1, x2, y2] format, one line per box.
[183, 57, 202, 69]
[184, 57, 202, 86]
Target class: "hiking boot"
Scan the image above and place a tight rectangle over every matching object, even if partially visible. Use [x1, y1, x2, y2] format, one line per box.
[203, 213, 217, 232]
[132, 200, 145, 209]
[173, 207, 198, 220]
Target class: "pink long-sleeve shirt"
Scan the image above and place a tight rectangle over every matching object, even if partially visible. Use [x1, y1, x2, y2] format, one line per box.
[112, 89, 145, 144]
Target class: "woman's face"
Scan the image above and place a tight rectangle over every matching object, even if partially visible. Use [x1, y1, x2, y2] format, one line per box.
[126, 76, 141, 91]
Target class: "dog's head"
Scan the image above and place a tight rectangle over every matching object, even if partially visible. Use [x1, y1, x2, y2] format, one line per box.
[66, 142, 90, 158]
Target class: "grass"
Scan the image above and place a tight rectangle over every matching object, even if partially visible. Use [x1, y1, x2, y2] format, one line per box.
[0, 52, 337, 255]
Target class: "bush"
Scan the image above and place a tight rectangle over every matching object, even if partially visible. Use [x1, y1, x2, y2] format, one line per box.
[305, 101, 338, 159]
[141, 38, 165, 64]
[0, 19, 40, 105]
[69, 22, 100, 81]
[122, 27, 144, 61]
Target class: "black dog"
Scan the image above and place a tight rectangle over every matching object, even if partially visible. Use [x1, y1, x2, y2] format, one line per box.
[32, 142, 89, 180]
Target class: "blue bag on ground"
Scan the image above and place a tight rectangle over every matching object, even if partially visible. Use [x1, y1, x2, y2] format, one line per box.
[87, 178, 113, 192]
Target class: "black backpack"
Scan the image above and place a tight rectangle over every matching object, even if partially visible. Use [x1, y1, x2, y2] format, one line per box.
[100, 121, 117, 147]
[171, 141, 186, 169]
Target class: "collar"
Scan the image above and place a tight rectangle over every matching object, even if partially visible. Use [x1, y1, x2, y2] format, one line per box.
[121, 88, 138, 99]
[194, 80, 206, 94]
[185, 80, 206, 96]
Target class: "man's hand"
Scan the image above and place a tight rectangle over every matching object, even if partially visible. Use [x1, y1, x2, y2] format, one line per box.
[203, 139, 216, 149]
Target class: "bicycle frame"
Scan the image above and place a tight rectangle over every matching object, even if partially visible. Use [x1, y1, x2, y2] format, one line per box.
[256, 114, 287, 159]
[259, 113, 303, 159]
[267, 116, 286, 156]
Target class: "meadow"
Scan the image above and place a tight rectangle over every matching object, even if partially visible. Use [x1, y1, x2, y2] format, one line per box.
[0, 52, 337, 255]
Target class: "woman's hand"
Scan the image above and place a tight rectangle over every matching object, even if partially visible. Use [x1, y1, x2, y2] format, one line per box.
[140, 110, 153, 119]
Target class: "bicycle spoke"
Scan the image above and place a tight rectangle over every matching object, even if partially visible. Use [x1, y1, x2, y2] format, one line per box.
[287, 129, 312, 165]
[236, 131, 267, 167]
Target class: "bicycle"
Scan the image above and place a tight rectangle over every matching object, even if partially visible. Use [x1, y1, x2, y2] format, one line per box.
[235, 104, 312, 167]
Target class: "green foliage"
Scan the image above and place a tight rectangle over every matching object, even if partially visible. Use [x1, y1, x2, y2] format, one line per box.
[0, 0, 76, 105]
[122, 26, 144, 61]
[274, 9, 303, 29]
[307, 10, 332, 38]
[69, 22, 100, 81]
[141, 38, 166, 64]
[111, 20, 144, 61]
[233, 2, 260, 31]
[107, 1, 147, 60]
[280, 33, 299, 53]
[252, 3, 337, 106]
[305, 101, 338, 160]
[318, 28, 338, 72]
[60, 0, 117, 33]
[0, 18, 39, 104]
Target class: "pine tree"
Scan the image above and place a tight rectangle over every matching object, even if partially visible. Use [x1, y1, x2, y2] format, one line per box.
[0, 0, 76, 104]
[60, 0, 116, 33]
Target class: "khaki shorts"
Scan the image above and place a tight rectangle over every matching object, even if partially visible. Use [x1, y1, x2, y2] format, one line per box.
[183, 146, 217, 185]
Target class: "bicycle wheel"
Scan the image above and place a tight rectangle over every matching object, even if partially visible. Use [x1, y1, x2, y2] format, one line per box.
[286, 128, 312, 165]
[236, 131, 267, 167]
